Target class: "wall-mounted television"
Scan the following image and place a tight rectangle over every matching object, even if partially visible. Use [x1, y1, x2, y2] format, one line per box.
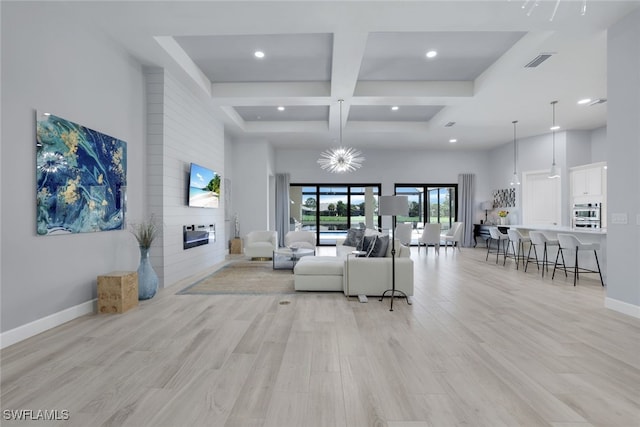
[188, 163, 220, 208]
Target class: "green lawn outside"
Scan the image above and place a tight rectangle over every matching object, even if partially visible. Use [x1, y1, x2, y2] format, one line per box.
[301, 215, 445, 228]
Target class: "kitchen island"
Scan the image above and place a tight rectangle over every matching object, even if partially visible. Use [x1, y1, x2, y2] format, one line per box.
[507, 224, 607, 283]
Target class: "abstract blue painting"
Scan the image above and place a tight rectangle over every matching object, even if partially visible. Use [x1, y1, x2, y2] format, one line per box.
[36, 112, 127, 235]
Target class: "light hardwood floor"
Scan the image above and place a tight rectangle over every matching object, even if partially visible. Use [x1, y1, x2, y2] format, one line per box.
[2, 246, 639, 427]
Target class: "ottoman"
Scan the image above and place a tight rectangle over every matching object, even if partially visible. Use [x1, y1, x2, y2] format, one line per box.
[293, 256, 344, 291]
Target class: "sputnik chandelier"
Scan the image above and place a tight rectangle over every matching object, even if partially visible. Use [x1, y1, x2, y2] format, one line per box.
[317, 99, 364, 173]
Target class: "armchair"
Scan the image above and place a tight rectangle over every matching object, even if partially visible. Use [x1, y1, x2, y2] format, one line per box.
[284, 230, 316, 250]
[244, 230, 278, 260]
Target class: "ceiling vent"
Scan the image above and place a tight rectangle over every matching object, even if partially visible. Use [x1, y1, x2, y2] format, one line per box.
[444, 121, 456, 127]
[524, 53, 553, 68]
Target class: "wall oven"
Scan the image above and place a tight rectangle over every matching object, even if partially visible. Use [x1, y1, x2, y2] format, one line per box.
[573, 203, 601, 229]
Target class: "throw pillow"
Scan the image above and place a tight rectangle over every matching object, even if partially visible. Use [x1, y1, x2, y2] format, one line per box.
[359, 235, 377, 257]
[368, 234, 389, 257]
[343, 228, 365, 248]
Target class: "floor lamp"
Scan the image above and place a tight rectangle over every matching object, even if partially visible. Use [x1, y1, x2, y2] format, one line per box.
[379, 195, 410, 311]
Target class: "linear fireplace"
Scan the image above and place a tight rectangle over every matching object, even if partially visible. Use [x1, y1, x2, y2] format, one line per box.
[183, 224, 216, 249]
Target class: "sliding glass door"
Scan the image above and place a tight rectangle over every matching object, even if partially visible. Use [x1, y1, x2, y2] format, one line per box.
[290, 184, 381, 245]
[395, 184, 457, 244]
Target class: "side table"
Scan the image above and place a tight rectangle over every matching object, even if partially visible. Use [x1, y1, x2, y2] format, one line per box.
[97, 271, 138, 314]
[273, 247, 315, 272]
[473, 224, 491, 248]
[229, 238, 243, 254]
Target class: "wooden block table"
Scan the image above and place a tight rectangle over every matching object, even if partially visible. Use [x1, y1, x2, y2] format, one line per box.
[97, 271, 138, 314]
[229, 238, 243, 254]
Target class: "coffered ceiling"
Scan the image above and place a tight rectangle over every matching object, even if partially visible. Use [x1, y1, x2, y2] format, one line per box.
[63, 0, 640, 150]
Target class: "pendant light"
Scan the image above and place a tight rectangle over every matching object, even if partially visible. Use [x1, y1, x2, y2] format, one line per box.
[510, 120, 521, 186]
[317, 99, 364, 173]
[548, 101, 560, 179]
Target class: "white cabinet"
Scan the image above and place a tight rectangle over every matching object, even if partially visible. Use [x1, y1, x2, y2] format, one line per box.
[570, 162, 607, 227]
[571, 163, 606, 199]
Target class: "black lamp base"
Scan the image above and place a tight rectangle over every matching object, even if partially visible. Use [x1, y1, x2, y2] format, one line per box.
[379, 288, 411, 311]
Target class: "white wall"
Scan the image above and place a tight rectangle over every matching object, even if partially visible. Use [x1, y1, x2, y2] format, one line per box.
[606, 8, 640, 312]
[232, 139, 275, 239]
[224, 131, 236, 241]
[1, 3, 145, 332]
[0, 3, 229, 341]
[590, 126, 607, 163]
[146, 69, 226, 288]
[275, 147, 492, 226]
[566, 130, 592, 169]
[487, 131, 569, 225]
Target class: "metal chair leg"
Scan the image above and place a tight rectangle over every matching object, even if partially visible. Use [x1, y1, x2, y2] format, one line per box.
[573, 245, 579, 286]
[525, 243, 540, 273]
[553, 247, 563, 279]
[594, 249, 605, 286]
[486, 237, 492, 261]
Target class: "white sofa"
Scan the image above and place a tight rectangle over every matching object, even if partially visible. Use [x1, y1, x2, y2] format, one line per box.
[293, 256, 344, 291]
[293, 231, 413, 299]
[244, 230, 278, 259]
[337, 235, 413, 297]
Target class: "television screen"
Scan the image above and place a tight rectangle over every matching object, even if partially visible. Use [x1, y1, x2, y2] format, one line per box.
[188, 163, 220, 208]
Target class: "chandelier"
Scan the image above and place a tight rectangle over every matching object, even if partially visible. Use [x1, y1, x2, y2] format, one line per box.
[317, 99, 364, 173]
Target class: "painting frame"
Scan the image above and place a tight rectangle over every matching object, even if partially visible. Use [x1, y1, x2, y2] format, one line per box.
[36, 111, 127, 235]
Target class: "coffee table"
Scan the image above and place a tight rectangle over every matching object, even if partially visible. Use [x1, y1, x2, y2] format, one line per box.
[272, 247, 315, 271]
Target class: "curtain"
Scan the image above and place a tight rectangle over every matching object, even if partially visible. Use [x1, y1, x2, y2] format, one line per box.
[275, 173, 291, 247]
[458, 173, 475, 247]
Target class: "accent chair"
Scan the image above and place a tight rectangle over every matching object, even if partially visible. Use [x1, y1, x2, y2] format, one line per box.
[244, 230, 278, 260]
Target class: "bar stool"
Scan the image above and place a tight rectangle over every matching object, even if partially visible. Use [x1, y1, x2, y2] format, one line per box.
[486, 226, 508, 264]
[505, 228, 532, 270]
[525, 231, 562, 278]
[553, 233, 605, 286]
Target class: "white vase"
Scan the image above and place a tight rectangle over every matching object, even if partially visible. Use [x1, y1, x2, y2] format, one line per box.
[499, 217, 507, 225]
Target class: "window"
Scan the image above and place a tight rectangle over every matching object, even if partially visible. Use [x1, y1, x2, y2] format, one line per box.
[395, 184, 458, 244]
[290, 184, 381, 245]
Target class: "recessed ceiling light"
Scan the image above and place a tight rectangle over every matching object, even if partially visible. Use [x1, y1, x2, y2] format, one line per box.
[43, 112, 51, 116]
[577, 98, 592, 105]
[550, 125, 560, 131]
[426, 50, 438, 58]
[391, 106, 399, 111]
[254, 51, 265, 59]
[277, 106, 285, 111]
[449, 139, 457, 143]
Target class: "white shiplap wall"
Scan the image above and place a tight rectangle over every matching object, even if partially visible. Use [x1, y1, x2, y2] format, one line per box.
[145, 68, 226, 289]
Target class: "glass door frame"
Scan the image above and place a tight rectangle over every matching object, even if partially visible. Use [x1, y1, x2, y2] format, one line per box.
[290, 183, 382, 246]
[395, 183, 458, 243]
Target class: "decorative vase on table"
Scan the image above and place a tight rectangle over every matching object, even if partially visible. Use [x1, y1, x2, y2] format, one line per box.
[499, 217, 508, 225]
[137, 246, 158, 300]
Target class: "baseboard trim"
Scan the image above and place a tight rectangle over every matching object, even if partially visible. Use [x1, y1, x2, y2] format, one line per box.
[605, 297, 640, 319]
[0, 299, 96, 349]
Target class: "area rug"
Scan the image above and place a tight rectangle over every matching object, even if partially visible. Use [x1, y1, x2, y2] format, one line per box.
[177, 260, 295, 295]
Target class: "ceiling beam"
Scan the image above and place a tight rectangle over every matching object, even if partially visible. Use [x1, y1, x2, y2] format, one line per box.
[354, 81, 474, 99]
